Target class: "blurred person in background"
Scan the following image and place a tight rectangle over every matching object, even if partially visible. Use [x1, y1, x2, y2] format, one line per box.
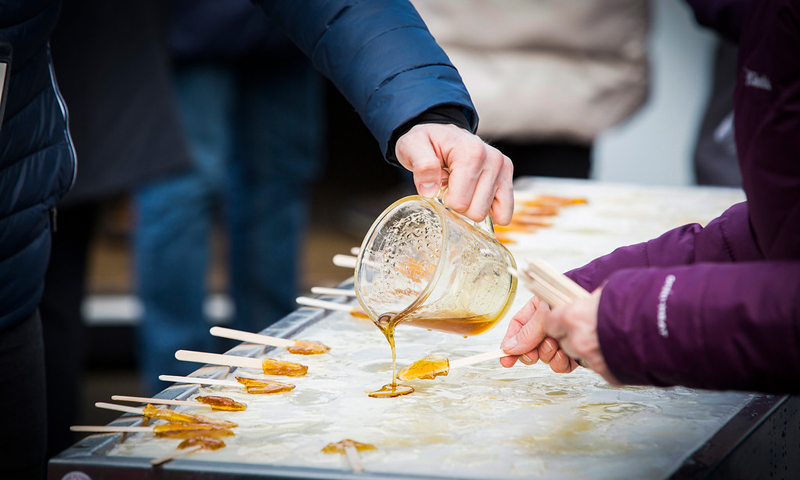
[43, 0, 191, 457]
[133, 0, 326, 395]
[693, 38, 740, 187]
[411, 0, 650, 179]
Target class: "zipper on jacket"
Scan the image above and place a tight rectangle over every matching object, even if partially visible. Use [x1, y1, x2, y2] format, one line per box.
[46, 43, 78, 192]
[49, 206, 57, 233]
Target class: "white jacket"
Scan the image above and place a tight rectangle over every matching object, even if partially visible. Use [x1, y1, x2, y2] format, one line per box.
[412, 0, 650, 143]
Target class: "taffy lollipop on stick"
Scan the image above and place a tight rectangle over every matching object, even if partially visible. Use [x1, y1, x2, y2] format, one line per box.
[111, 395, 213, 410]
[159, 374, 296, 395]
[194, 395, 247, 411]
[209, 326, 330, 355]
[111, 394, 247, 411]
[397, 349, 508, 381]
[174, 350, 308, 376]
[322, 439, 376, 472]
[94, 402, 237, 428]
[71, 422, 234, 439]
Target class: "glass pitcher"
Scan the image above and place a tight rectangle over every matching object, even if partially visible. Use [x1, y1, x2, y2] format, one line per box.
[354, 194, 517, 336]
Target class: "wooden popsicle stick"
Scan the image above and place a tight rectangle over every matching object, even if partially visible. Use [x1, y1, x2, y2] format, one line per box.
[296, 296, 353, 312]
[151, 445, 204, 466]
[508, 266, 572, 308]
[344, 444, 364, 472]
[449, 349, 508, 370]
[111, 395, 212, 409]
[209, 326, 294, 348]
[175, 350, 264, 370]
[310, 286, 357, 297]
[159, 375, 242, 388]
[524, 257, 590, 300]
[96, 402, 145, 416]
[524, 269, 573, 306]
[296, 297, 366, 317]
[332, 254, 357, 269]
[71, 425, 152, 434]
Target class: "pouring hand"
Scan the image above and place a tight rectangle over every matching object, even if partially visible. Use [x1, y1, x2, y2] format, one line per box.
[499, 296, 579, 373]
[395, 124, 514, 225]
[544, 288, 621, 385]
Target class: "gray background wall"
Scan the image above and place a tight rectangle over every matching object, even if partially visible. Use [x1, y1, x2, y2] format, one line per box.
[593, 0, 718, 186]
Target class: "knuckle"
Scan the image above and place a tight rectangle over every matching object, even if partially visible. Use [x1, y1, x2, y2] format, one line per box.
[461, 141, 488, 162]
[447, 195, 471, 212]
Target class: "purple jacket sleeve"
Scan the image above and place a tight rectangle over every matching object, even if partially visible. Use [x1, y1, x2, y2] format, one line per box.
[598, 261, 800, 392]
[567, 202, 800, 392]
[567, 202, 762, 291]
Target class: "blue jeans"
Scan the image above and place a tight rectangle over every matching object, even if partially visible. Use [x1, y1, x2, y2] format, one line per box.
[134, 58, 323, 394]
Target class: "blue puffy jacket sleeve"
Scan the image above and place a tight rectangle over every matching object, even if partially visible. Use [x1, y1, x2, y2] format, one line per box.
[253, 0, 478, 160]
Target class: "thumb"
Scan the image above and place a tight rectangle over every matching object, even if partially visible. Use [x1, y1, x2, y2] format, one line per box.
[411, 153, 445, 198]
[395, 127, 446, 198]
[501, 303, 550, 355]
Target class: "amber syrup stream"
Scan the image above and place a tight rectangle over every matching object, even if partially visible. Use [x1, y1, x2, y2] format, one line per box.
[368, 313, 414, 398]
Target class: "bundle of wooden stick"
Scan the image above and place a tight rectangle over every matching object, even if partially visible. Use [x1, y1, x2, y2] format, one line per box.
[509, 257, 590, 308]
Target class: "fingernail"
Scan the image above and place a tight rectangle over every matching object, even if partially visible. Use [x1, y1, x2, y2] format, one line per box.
[521, 354, 534, 364]
[501, 336, 517, 351]
[419, 182, 438, 197]
[540, 340, 553, 354]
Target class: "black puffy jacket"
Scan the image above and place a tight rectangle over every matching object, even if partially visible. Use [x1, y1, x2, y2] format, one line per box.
[0, 0, 76, 330]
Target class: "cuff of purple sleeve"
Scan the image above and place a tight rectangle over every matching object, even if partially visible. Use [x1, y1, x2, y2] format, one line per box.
[597, 281, 648, 386]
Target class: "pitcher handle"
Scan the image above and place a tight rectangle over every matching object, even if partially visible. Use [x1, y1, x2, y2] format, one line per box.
[435, 179, 496, 236]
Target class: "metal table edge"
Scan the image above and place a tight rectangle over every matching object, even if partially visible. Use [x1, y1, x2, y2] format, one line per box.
[668, 393, 789, 479]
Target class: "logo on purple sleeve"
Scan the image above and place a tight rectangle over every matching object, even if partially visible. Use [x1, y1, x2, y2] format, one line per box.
[657, 275, 675, 338]
[744, 68, 772, 91]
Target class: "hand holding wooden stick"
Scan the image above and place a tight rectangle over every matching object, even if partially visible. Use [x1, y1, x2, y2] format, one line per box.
[508, 257, 591, 367]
